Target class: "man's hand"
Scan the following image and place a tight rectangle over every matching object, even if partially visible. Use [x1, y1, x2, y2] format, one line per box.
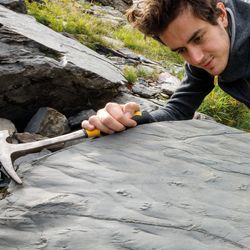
[81, 102, 140, 134]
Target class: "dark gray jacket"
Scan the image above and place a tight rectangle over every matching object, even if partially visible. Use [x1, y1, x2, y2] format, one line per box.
[148, 0, 250, 122]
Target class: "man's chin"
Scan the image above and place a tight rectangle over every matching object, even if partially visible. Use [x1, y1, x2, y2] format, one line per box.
[205, 68, 217, 76]
[204, 66, 224, 76]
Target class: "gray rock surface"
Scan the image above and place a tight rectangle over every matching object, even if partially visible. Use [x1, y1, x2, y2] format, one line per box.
[0, 5, 125, 130]
[158, 71, 182, 95]
[0, 120, 250, 249]
[132, 82, 160, 98]
[68, 109, 96, 128]
[89, 4, 127, 26]
[0, 0, 26, 13]
[24, 107, 70, 137]
[113, 92, 161, 112]
[0, 117, 16, 135]
[91, 0, 133, 13]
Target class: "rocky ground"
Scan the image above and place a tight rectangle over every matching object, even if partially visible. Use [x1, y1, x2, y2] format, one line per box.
[1, 1, 250, 249]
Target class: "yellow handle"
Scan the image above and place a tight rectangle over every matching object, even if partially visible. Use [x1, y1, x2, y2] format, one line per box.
[85, 111, 142, 138]
[85, 128, 101, 138]
[133, 111, 142, 116]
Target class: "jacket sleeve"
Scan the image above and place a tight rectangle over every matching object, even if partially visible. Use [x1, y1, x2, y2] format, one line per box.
[149, 64, 215, 122]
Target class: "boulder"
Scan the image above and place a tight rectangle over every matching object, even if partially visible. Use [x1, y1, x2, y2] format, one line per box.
[68, 109, 96, 129]
[0, 0, 26, 13]
[24, 107, 70, 137]
[0, 117, 16, 135]
[0, 5, 126, 130]
[92, 0, 133, 13]
[158, 71, 182, 96]
[0, 119, 250, 249]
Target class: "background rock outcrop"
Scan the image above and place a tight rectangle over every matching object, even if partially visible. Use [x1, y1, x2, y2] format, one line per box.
[92, 0, 133, 13]
[0, 5, 126, 130]
[0, 0, 26, 13]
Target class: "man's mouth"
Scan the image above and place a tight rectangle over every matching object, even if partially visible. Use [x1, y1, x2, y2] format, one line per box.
[202, 57, 214, 69]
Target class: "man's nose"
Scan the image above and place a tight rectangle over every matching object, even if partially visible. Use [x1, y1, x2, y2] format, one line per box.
[186, 46, 204, 65]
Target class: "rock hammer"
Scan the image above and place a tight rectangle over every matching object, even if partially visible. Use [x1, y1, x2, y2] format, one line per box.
[0, 111, 148, 184]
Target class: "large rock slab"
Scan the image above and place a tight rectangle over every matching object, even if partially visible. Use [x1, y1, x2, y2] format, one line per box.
[0, 5, 125, 130]
[0, 120, 250, 249]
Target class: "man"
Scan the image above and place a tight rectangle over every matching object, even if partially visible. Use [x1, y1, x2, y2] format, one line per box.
[82, 0, 250, 134]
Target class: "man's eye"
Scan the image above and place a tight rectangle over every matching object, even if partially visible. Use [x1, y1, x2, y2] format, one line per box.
[177, 48, 186, 54]
[194, 36, 202, 43]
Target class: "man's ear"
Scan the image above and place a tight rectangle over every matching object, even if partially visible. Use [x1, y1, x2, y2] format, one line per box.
[216, 2, 228, 28]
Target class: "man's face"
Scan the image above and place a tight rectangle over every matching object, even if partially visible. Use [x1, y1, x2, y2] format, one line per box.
[159, 3, 230, 76]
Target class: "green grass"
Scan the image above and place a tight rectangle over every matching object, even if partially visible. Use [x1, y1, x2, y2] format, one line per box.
[123, 65, 160, 83]
[198, 85, 250, 132]
[25, 0, 249, 132]
[25, 0, 118, 49]
[122, 66, 138, 83]
[114, 25, 183, 66]
[25, 0, 182, 64]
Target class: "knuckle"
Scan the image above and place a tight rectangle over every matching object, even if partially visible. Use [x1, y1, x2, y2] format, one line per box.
[114, 112, 125, 121]
[96, 108, 104, 116]
[101, 115, 113, 125]
[88, 115, 97, 124]
[105, 102, 115, 110]
[125, 102, 139, 110]
[81, 120, 87, 127]
[128, 101, 137, 106]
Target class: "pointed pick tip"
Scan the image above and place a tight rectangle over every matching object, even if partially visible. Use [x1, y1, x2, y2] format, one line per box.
[13, 176, 23, 185]
[8, 171, 23, 185]
[3, 166, 23, 185]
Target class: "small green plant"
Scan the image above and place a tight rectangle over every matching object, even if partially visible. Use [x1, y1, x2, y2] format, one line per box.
[123, 66, 138, 83]
[137, 67, 161, 81]
[170, 67, 185, 81]
[123, 66, 161, 83]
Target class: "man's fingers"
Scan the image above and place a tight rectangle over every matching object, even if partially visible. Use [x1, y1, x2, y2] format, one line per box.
[81, 120, 95, 131]
[81, 113, 116, 134]
[97, 107, 126, 132]
[81, 102, 141, 134]
[123, 102, 140, 116]
[122, 102, 141, 126]
[82, 114, 117, 134]
[91, 114, 117, 134]
[104, 102, 136, 128]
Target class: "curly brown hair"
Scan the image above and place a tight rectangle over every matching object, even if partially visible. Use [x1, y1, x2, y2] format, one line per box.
[126, 0, 222, 38]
